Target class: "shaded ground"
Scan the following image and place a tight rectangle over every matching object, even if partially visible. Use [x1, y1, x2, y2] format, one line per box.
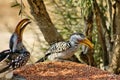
[14, 62, 120, 80]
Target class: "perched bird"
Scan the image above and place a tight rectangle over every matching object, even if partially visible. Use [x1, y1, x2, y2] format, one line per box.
[0, 19, 31, 79]
[37, 33, 93, 62]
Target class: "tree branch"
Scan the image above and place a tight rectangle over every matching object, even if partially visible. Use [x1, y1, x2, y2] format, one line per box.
[27, 0, 63, 45]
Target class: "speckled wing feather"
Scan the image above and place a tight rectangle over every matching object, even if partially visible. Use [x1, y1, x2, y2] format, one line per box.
[9, 51, 30, 69]
[36, 42, 71, 63]
[0, 51, 30, 73]
[46, 41, 71, 54]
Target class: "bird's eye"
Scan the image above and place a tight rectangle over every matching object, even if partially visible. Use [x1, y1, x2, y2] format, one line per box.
[79, 34, 85, 39]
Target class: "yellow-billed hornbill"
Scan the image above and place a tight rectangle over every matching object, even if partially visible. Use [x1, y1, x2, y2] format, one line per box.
[37, 33, 93, 62]
[0, 19, 31, 79]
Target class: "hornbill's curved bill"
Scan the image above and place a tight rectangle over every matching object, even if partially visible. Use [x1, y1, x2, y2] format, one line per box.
[79, 38, 93, 49]
[0, 18, 31, 79]
[14, 18, 31, 41]
[9, 18, 31, 52]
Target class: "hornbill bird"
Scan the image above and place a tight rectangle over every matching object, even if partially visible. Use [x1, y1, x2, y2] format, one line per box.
[36, 33, 93, 62]
[0, 19, 31, 79]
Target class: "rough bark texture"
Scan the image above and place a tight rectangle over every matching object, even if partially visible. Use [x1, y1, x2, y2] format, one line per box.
[109, 1, 120, 74]
[93, 0, 109, 69]
[80, 11, 96, 67]
[27, 0, 63, 45]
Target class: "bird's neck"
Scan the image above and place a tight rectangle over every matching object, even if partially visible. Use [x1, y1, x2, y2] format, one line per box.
[69, 40, 79, 47]
[15, 42, 27, 52]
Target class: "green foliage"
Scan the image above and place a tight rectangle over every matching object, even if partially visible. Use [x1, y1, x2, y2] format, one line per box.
[80, 0, 93, 18]
[51, 0, 85, 39]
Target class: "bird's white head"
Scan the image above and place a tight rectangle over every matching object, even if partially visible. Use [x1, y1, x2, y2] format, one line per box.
[69, 33, 93, 49]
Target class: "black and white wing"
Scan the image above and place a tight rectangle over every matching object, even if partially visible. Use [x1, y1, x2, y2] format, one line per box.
[46, 41, 71, 54]
[0, 51, 30, 73]
[36, 41, 71, 62]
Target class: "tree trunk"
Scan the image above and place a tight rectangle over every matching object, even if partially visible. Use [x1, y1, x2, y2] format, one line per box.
[93, 0, 109, 69]
[80, 11, 96, 67]
[108, 1, 120, 74]
[27, 0, 63, 45]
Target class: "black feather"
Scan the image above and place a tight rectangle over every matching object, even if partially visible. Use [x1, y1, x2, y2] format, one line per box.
[0, 49, 10, 62]
[36, 53, 51, 63]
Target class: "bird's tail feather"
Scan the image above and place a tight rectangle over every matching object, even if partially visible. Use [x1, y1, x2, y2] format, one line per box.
[36, 57, 46, 63]
[0, 64, 11, 73]
[36, 53, 50, 63]
[0, 49, 10, 62]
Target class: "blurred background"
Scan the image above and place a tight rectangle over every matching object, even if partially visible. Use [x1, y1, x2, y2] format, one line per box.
[0, 0, 120, 74]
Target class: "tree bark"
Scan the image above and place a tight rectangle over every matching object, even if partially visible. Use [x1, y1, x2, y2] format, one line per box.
[27, 0, 63, 45]
[80, 11, 96, 67]
[93, 0, 109, 69]
[109, 1, 120, 74]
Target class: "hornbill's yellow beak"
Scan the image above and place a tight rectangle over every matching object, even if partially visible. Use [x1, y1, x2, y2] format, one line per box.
[15, 18, 31, 41]
[80, 38, 94, 49]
